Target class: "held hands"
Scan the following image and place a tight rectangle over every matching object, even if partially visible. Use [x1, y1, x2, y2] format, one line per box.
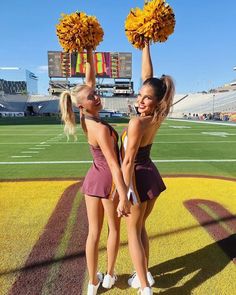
[117, 198, 131, 218]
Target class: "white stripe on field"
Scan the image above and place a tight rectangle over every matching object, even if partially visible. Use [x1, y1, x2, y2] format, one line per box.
[1, 159, 236, 165]
[0, 134, 84, 136]
[0, 134, 61, 136]
[169, 119, 236, 127]
[21, 151, 39, 153]
[156, 133, 236, 136]
[36, 145, 51, 147]
[29, 147, 45, 150]
[1, 141, 236, 145]
[10, 156, 32, 158]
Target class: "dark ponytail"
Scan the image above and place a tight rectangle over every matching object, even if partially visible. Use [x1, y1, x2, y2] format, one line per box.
[143, 75, 175, 126]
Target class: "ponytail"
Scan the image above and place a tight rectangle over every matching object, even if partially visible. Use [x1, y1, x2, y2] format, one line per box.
[153, 75, 175, 126]
[143, 76, 175, 126]
[59, 91, 77, 141]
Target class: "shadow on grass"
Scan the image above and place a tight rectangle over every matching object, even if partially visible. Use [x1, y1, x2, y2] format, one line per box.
[150, 234, 236, 295]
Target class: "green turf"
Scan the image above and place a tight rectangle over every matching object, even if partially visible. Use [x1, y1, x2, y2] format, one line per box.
[0, 119, 236, 179]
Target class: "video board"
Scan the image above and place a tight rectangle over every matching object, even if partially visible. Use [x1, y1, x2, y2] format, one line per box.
[48, 51, 132, 79]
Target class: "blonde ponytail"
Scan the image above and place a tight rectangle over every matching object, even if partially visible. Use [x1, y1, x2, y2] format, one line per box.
[59, 91, 77, 141]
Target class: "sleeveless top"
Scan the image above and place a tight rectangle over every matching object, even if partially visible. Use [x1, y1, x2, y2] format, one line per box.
[120, 128, 166, 204]
[81, 116, 119, 199]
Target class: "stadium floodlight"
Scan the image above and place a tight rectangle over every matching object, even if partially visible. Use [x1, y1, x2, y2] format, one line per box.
[0, 67, 21, 70]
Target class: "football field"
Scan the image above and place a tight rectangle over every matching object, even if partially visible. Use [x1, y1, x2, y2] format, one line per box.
[0, 118, 236, 179]
[0, 119, 236, 294]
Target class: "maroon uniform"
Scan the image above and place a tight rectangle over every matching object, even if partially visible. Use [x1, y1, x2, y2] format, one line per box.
[81, 117, 119, 199]
[120, 128, 166, 204]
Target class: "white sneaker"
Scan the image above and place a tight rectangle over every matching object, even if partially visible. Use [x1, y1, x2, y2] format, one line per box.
[128, 271, 155, 288]
[102, 273, 117, 289]
[87, 272, 103, 295]
[138, 287, 153, 295]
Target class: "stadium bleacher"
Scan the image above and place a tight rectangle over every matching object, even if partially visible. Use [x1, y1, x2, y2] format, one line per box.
[1, 89, 236, 120]
[171, 91, 236, 118]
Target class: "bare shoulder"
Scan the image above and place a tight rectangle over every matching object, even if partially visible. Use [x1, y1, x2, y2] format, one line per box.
[93, 122, 110, 139]
[128, 117, 145, 136]
[128, 116, 143, 130]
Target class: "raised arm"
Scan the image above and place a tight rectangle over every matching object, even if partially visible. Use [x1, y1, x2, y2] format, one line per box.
[141, 43, 153, 82]
[85, 47, 96, 88]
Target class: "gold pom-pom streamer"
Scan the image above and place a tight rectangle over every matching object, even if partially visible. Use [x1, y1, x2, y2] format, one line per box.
[125, 0, 175, 49]
[56, 12, 104, 52]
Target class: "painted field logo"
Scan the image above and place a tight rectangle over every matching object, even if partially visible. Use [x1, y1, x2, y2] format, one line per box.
[184, 199, 236, 264]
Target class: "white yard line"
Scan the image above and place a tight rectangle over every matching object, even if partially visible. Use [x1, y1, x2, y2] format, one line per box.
[1, 141, 236, 145]
[1, 159, 236, 165]
[169, 119, 236, 127]
[0, 143, 40, 144]
[29, 147, 45, 150]
[21, 151, 39, 154]
[156, 134, 236, 136]
[0, 133, 84, 136]
[10, 156, 32, 158]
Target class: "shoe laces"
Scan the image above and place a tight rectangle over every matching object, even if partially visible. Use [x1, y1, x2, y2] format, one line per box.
[129, 271, 137, 280]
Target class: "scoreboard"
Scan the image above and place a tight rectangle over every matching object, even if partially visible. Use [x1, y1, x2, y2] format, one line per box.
[48, 51, 132, 79]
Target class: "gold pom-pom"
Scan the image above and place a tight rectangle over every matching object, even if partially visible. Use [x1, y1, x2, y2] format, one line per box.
[56, 12, 104, 52]
[125, 0, 175, 49]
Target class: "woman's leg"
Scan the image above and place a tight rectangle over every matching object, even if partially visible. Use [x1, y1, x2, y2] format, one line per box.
[101, 194, 120, 276]
[85, 195, 104, 285]
[126, 201, 149, 289]
[141, 198, 157, 268]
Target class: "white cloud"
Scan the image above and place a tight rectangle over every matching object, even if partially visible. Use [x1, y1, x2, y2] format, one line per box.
[36, 65, 48, 73]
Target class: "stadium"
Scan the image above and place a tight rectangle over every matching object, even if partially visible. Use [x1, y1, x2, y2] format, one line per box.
[1, 44, 236, 295]
[1, 51, 236, 121]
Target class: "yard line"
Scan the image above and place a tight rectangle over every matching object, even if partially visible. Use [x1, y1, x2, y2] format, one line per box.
[36, 144, 51, 147]
[1, 141, 236, 145]
[21, 151, 39, 153]
[29, 147, 45, 150]
[1, 159, 236, 165]
[154, 159, 236, 163]
[169, 119, 236, 127]
[153, 141, 236, 144]
[159, 128, 236, 130]
[156, 134, 236, 136]
[0, 134, 58, 136]
[0, 133, 84, 136]
[10, 156, 32, 158]
[0, 143, 40, 144]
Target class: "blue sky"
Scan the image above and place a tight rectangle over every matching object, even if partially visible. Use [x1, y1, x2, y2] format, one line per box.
[0, 0, 236, 94]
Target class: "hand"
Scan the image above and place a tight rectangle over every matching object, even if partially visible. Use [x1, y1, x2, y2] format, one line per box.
[117, 199, 131, 218]
[86, 46, 93, 52]
[144, 38, 150, 47]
